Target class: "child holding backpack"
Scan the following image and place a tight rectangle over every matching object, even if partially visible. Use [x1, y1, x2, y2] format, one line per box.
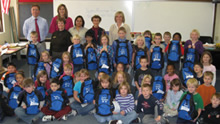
[110, 82, 139, 124]
[143, 30, 153, 50]
[97, 34, 113, 75]
[26, 31, 46, 78]
[70, 69, 95, 116]
[132, 35, 150, 71]
[15, 78, 44, 124]
[203, 93, 220, 124]
[8, 71, 25, 110]
[0, 62, 17, 97]
[94, 73, 114, 123]
[35, 70, 50, 99]
[194, 63, 204, 85]
[201, 51, 216, 86]
[150, 33, 165, 76]
[112, 27, 132, 70]
[41, 78, 72, 122]
[84, 31, 97, 80]
[177, 78, 204, 124]
[68, 34, 85, 73]
[165, 32, 184, 71]
[163, 79, 183, 117]
[59, 64, 75, 104]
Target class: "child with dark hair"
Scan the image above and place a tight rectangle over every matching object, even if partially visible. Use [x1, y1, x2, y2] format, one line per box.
[194, 62, 204, 85]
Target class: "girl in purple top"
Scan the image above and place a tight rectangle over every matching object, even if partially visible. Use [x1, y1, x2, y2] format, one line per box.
[40, 51, 52, 79]
[49, 4, 73, 34]
[184, 29, 204, 59]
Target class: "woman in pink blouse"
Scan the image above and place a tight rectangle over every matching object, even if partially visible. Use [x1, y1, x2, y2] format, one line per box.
[49, 4, 73, 34]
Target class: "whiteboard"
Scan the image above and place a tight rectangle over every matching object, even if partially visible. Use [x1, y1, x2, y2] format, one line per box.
[53, 0, 133, 31]
[54, 0, 214, 41]
[133, 1, 214, 41]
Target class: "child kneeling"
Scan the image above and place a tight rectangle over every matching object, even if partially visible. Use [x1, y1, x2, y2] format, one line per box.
[15, 78, 44, 124]
[41, 78, 72, 122]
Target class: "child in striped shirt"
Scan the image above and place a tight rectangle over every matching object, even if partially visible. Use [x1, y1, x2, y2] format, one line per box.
[110, 82, 140, 124]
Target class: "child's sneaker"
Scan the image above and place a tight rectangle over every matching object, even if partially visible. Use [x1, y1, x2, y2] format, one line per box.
[68, 110, 77, 117]
[61, 115, 68, 121]
[109, 120, 122, 124]
[42, 115, 54, 122]
[131, 117, 141, 123]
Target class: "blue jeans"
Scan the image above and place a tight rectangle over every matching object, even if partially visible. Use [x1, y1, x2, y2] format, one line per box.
[73, 64, 84, 73]
[112, 110, 138, 124]
[94, 114, 112, 123]
[29, 65, 35, 79]
[70, 101, 95, 115]
[14, 107, 44, 124]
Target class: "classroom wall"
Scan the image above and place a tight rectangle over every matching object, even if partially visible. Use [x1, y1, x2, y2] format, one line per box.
[214, 4, 220, 43]
[0, 0, 18, 44]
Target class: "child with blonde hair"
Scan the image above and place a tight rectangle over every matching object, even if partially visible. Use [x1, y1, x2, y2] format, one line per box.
[62, 52, 73, 74]
[113, 71, 127, 96]
[132, 35, 150, 70]
[68, 35, 85, 73]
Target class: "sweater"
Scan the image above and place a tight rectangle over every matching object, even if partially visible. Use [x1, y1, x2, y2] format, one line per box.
[115, 94, 135, 114]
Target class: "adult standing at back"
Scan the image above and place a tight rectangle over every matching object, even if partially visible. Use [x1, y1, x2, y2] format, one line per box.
[69, 16, 88, 44]
[23, 4, 48, 48]
[109, 11, 131, 45]
[184, 29, 204, 59]
[49, 4, 73, 34]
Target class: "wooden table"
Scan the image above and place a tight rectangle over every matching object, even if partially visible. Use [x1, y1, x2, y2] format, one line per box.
[0, 46, 26, 67]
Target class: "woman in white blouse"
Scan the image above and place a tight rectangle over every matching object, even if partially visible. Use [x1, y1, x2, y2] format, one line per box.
[69, 15, 88, 44]
[109, 11, 131, 45]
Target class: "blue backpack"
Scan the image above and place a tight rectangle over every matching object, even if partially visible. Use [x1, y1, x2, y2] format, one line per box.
[34, 62, 46, 81]
[183, 48, 198, 70]
[178, 92, 198, 120]
[4, 73, 16, 90]
[25, 91, 40, 115]
[71, 44, 84, 65]
[50, 58, 62, 78]
[181, 68, 194, 87]
[60, 75, 74, 97]
[134, 46, 147, 70]
[145, 37, 151, 50]
[150, 46, 164, 70]
[96, 89, 113, 116]
[168, 40, 181, 62]
[36, 86, 46, 99]
[8, 85, 22, 109]
[80, 78, 94, 103]
[27, 44, 40, 65]
[152, 76, 165, 100]
[49, 90, 64, 111]
[98, 51, 111, 75]
[115, 40, 129, 65]
[86, 47, 97, 70]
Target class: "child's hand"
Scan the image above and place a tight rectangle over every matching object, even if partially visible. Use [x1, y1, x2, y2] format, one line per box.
[44, 63, 47, 67]
[26, 44, 28, 48]
[39, 106, 42, 110]
[188, 45, 192, 48]
[192, 45, 195, 49]
[93, 100, 96, 105]
[22, 105, 27, 109]
[126, 64, 129, 69]
[112, 111, 118, 115]
[7, 89, 10, 93]
[155, 116, 161, 122]
[150, 49, 153, 53]
[120, 111, 125, 116]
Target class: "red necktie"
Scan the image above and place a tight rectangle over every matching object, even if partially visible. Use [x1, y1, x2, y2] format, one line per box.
[35, 19, 41, 42]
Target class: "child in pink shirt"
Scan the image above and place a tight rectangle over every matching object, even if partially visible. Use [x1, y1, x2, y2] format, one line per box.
[164, 64, 179, 92]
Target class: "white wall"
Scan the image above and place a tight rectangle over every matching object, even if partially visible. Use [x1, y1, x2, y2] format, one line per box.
[214, 4, 220, 43]
[0, 0, 18, 45]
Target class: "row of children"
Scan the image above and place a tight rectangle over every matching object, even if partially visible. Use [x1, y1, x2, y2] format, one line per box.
[0, 62, 219, 124]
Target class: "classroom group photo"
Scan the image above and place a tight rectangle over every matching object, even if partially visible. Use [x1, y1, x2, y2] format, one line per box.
[0, 3, 219, 124]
